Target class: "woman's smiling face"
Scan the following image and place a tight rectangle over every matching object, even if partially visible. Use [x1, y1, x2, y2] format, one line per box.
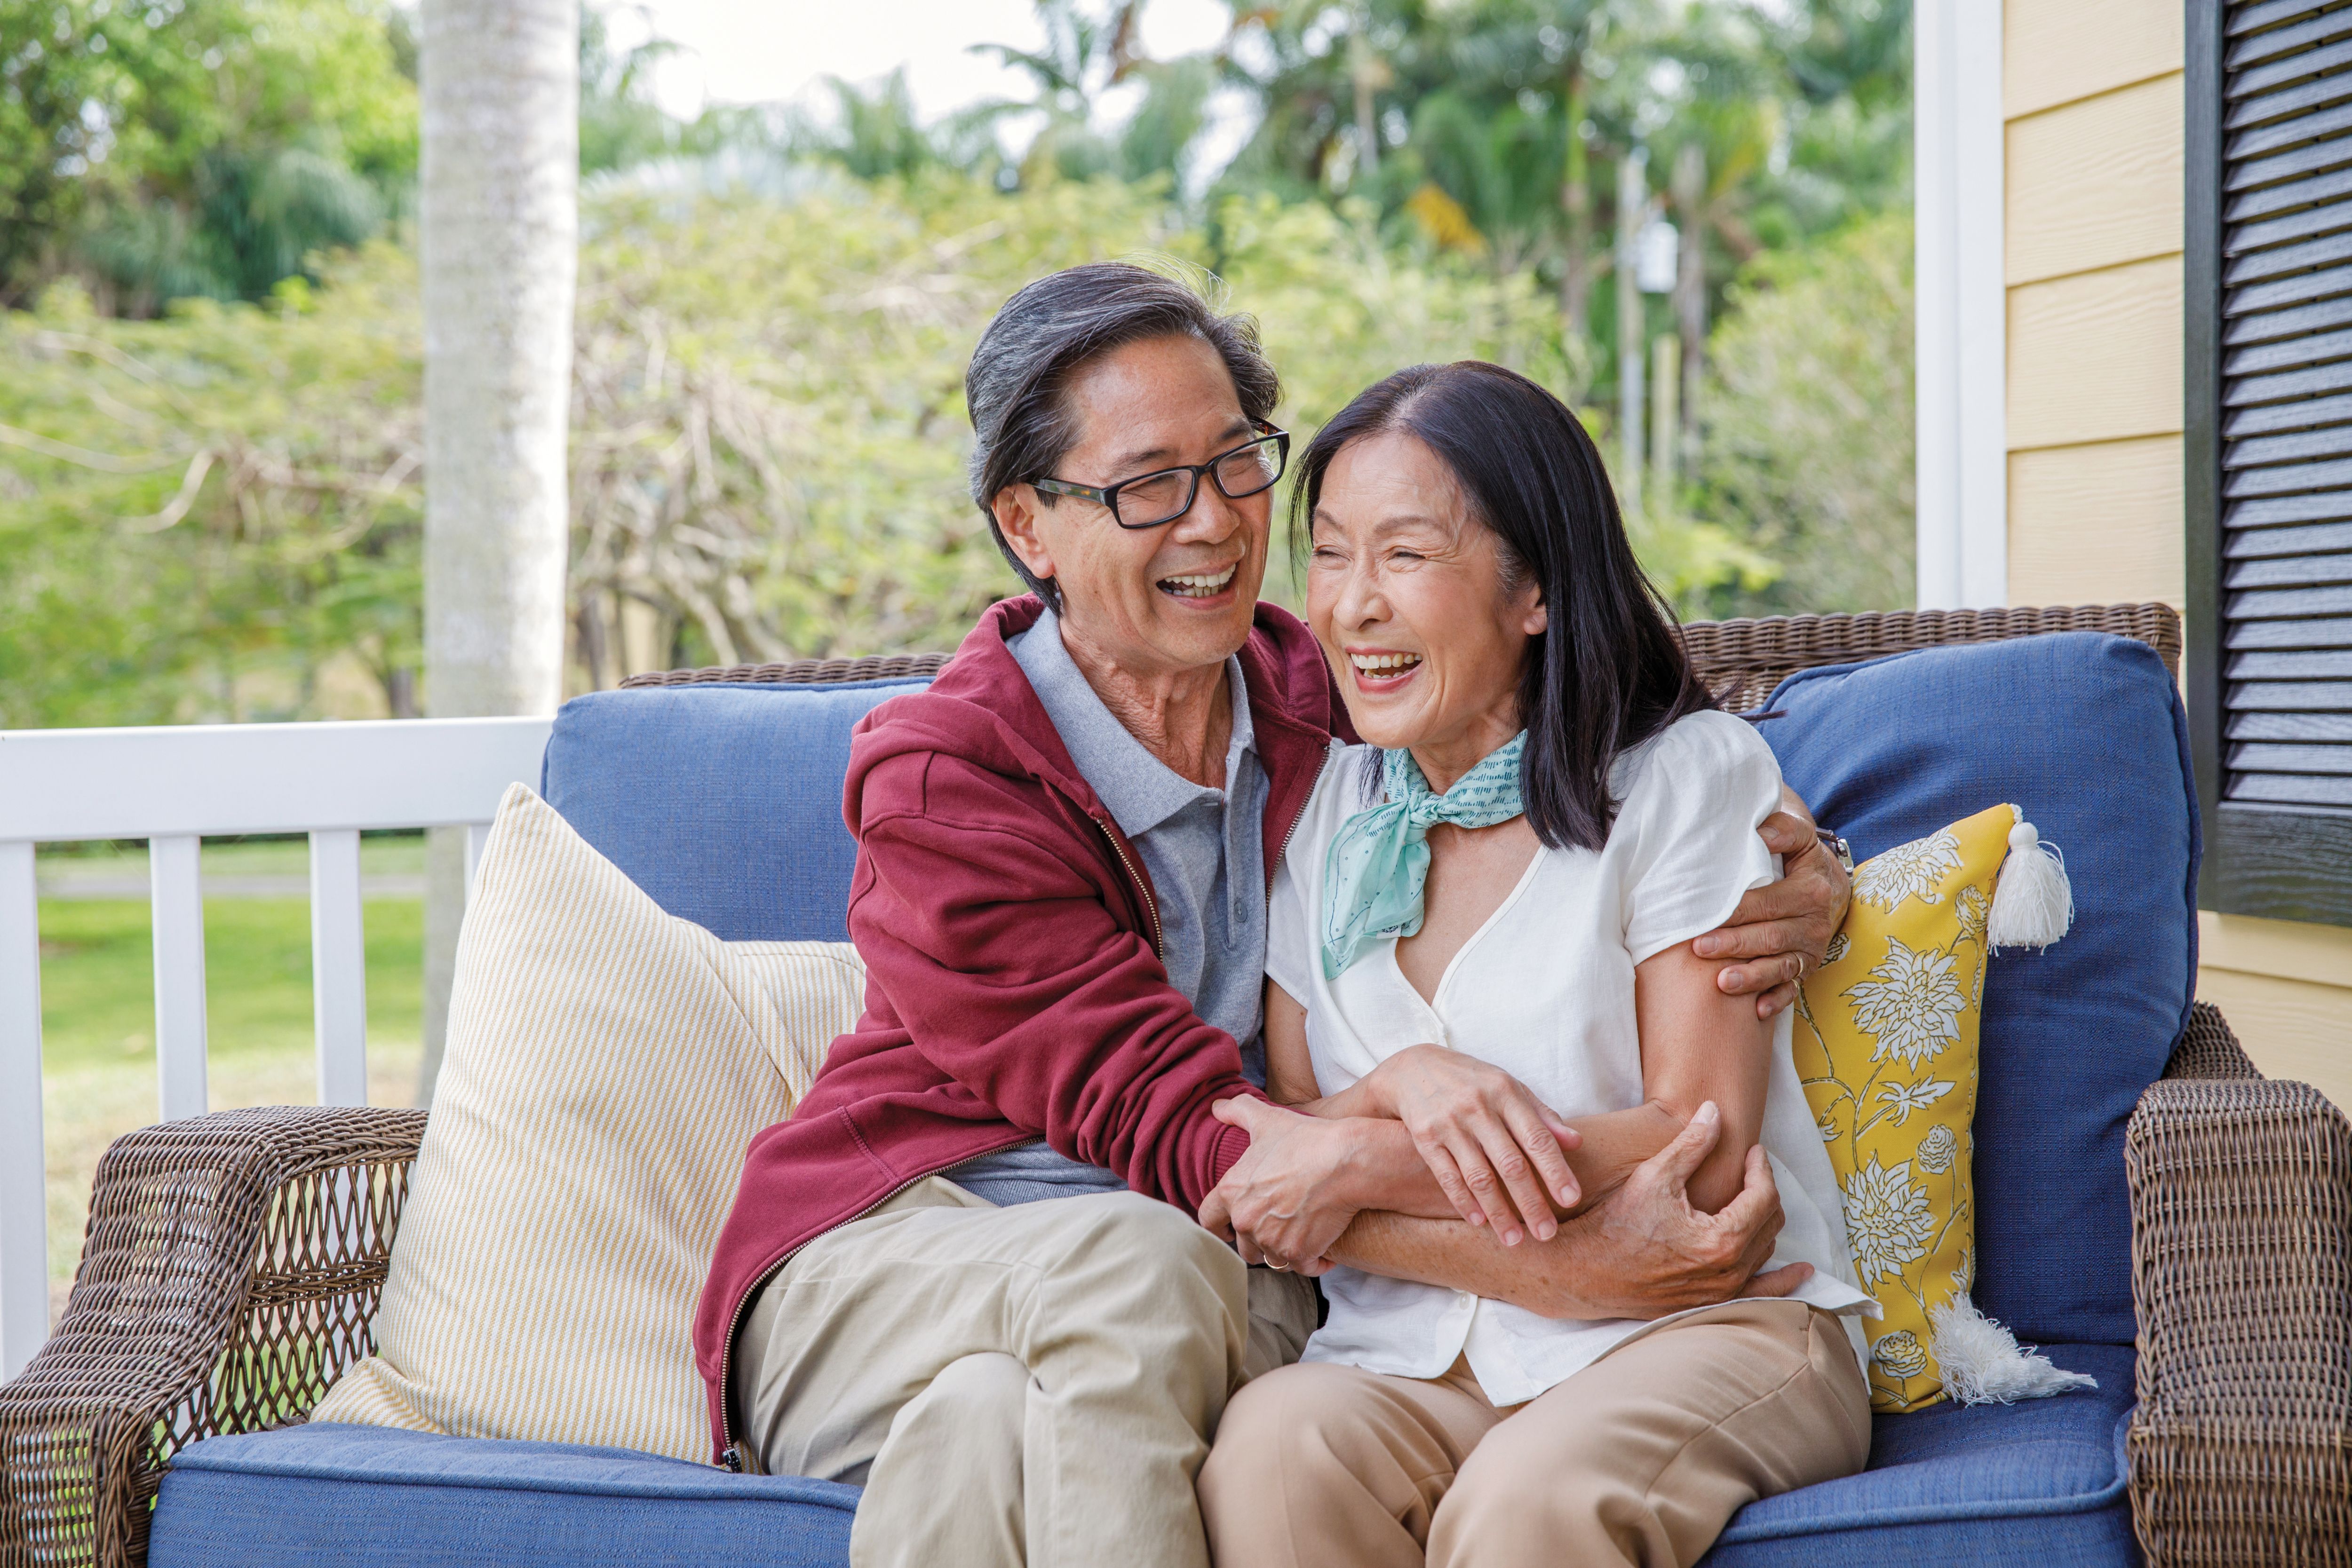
[1306, 430, 1547, 786]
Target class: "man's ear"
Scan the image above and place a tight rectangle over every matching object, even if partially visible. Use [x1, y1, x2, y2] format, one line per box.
[992, 486, 1057, 583]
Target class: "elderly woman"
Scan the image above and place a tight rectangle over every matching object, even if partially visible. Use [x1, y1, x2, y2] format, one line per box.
[1196, 362, 1873, 1568]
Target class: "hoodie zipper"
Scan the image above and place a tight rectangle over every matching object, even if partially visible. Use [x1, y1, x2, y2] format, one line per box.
[1262, 736, 1335, 909]
[1095, 815, 1164, 959]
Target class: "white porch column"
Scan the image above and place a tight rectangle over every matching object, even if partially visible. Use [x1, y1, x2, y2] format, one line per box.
[1914, 0, 2008, 610]
[0, 841, 47, 1378]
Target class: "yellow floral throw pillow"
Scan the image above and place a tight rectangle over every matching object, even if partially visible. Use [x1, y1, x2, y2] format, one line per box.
[1795, 802, 2091, 1413]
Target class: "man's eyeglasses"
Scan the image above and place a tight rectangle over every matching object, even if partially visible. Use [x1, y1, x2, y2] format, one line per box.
[1034, 425, 1291, 530]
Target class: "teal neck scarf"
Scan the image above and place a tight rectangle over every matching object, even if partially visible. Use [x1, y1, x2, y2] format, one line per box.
[1321, 733, 1527, 980]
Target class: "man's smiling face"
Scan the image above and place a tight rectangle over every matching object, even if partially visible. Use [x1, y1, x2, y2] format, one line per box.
[992, 333, 1271, 681]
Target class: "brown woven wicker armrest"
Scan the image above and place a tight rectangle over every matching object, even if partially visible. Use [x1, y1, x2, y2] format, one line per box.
[2125, 1003, 2352, 1566]
[0, 1105, 426, 1568]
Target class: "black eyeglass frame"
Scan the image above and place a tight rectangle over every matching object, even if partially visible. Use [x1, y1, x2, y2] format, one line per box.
[1033, 424, 1292, 530]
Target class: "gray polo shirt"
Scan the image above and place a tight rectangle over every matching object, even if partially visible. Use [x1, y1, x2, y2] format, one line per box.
[945, 608, 1272, 1206]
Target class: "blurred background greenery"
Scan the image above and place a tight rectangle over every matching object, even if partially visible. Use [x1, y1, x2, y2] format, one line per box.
[2, 0, 1914, 733]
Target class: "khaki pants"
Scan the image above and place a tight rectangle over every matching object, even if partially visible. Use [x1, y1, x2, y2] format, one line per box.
[731, 1176, 1319, 1568]
[1197, 1299, 1871, 1568]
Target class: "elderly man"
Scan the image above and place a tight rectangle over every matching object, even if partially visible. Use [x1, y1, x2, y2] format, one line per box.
[692, 263, 1847, 1568]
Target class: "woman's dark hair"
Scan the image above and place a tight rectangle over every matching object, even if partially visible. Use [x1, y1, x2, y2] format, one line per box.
[1293, 360, 1714, 852]
[965, 261, 1281, 610]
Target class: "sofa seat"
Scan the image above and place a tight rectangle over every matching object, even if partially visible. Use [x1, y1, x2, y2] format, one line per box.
[152, 1345, 2135, 1568]
[1705, 1342, 2139, 1567]
[148, 1424, 859, 1568]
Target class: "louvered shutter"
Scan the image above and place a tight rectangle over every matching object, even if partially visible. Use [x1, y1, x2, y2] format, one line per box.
[2191, 0, 2352, 924]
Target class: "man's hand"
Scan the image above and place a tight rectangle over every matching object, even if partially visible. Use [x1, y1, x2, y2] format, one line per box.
[1550, 1101, 1812, 1318]
[1202, 1098, 1370, 1275]
[1694, 795, 1851, 1020]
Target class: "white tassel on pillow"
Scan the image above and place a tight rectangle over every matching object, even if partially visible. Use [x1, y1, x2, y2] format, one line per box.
[1988, 817, 2073, 952]
[1930, 1294, 2098, 1405]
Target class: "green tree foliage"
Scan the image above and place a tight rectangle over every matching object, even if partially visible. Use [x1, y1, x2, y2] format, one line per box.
[1212, 2, 1907, 283]
[2, 173, 1613, 719]
[576, 6, 763, 177]
[1, 0, 419, 309]
[961, 0, 1220, 188]
[0, 0, 1920, 725]
[1694, 210, 1914, 615]
[0, 254, 421, 726]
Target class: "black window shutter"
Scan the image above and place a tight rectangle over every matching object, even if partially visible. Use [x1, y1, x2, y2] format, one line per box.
[2190, 0, 2352, 926]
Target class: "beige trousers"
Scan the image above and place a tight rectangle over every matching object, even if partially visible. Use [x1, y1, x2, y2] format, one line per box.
[1197, 1299, 1871, 1568]
[731, 1176, 1319, 1568]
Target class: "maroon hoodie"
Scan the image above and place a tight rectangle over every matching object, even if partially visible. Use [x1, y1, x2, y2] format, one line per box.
[691, 594, 1350, 1465]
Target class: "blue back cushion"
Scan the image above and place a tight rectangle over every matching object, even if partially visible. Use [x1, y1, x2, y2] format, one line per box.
[540, 680, 932, 942]
[1762, 633, 2200, 1346]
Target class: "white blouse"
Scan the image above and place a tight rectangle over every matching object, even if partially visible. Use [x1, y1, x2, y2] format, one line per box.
[1267, 711, 1872, 1407]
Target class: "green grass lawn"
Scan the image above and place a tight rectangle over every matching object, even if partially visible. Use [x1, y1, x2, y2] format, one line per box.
[39, 897, 424, 1069]
[38, 838, 429, 1307]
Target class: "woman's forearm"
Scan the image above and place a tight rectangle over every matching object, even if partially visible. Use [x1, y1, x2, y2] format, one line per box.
[1287, 1078, 1387, 1119]
[1554, 1102, 1682, 1206]
[1327, 1211, 1616, 1318]
[1323, 1118, 1459, 1217]
[1318, 1102, 1685, 1222]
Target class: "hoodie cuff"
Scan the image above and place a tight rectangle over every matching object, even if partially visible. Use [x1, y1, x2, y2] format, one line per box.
[1208, 1120, 1253, 1188]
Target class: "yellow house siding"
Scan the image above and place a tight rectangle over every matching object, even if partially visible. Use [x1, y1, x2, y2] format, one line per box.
[2201, 912, 2352, 989]
[2005, 0, 2184, 118]
[2007, 436, 2185, 604]
[2001, 0, 2352, 1095]
[2005, 77, 2183, 285]
[2007, 257, 2185, 451]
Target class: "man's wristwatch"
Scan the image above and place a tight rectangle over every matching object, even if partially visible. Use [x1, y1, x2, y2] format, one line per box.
[1816, 828, 1855, 874]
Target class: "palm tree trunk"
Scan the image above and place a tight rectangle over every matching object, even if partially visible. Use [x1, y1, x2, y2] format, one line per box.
[1670, 140, 1707, 472]
[1350, 4, 1382, 177]
[1614, 148, 1647, 517]
[413, 0, 578, 1107]
[1559, 73, 1591, 337]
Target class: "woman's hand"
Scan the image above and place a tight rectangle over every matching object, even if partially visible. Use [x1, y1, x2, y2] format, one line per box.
[1202, 1098, 1386, 1274]
[1356, 1045, 1581, 1243]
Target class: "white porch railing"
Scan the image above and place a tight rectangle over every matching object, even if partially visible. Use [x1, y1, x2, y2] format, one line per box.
[0, 716, 554, 1379]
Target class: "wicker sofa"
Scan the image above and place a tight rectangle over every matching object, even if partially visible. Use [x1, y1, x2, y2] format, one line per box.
[2, 603, 2346, 1568]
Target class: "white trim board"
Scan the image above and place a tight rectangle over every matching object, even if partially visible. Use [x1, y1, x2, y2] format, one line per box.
[0, 716, 551, 842]
[1915, 0, 2009, 610]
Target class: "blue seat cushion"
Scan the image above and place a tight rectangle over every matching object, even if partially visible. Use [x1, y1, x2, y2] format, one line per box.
[540, 679, 931, 942]
[1704, 1342, 2138, 1566]
[159, 1352, 2134, 1568]
[1761, 633, 2198, 1346]
[150, 1424, 860, 1568]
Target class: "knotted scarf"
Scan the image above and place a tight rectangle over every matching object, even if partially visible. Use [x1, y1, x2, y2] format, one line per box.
[1320, 732, 1527, 979]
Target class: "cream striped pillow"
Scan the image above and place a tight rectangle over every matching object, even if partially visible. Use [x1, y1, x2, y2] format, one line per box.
[312, 784, 864, 1461]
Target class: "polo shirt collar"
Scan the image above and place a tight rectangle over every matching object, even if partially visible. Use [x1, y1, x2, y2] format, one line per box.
[1011, 607, 1255, 840]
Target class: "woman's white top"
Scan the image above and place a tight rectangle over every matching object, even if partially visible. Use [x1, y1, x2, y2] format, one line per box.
[1266, 711, 1873, 1407]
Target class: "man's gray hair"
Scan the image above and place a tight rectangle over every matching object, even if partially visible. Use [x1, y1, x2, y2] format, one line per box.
[965, 261, 1282, 610]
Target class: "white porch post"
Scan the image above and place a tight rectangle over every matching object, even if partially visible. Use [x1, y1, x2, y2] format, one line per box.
[310, 828, 370, 1108]
[0, 841, 47, 1378]
[1914, 0, 2008, 610]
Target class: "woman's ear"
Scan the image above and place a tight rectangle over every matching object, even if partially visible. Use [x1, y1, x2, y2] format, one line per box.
[992, 486, 1057, 582]
[1522, 594, 1549, 637]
